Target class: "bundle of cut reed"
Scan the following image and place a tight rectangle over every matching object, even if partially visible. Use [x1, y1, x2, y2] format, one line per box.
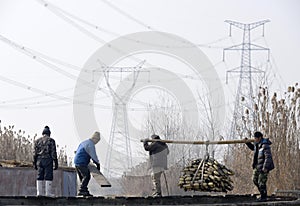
[178, 158, 234, 192]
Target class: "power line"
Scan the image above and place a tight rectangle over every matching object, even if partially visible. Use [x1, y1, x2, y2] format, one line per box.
[0, 33, 122, 104]
[100, 0, 153, 30]
[0, 74, 113, 109]
[33, 0, 230, 111]
[0, 87, 73, 104]
[1, 32, 227, 109]
[37, 0, 230, 49]
[0, 34, 80, 80]
[261, 38, 287, 91]
[36, 0, 107, 44]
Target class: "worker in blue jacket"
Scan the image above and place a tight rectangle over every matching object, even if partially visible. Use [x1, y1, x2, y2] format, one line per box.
[74, 131, 101, 197]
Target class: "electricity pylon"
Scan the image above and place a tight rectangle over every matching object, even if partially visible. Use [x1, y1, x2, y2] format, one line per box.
[223, 20, 270, 139]
[103, 61, 145, 177]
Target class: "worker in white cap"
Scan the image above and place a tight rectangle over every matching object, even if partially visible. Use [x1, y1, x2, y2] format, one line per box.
[74, 131, 101, 197]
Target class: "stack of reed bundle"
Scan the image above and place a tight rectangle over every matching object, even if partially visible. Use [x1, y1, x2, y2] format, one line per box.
[178, 158, 234, 192]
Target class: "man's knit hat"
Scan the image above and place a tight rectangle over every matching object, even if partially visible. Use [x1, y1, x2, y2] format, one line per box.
[90, 131, 101, 144]
[151, 134, 160, 139]
[42, 126, 51, 136]
[254, 131, 263, 138]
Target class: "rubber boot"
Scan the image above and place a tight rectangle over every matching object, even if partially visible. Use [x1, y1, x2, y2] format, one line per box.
[261, 188, 267, 201]
[257, 186, 267, 202]
[45, 181, 55, 197]
[36, 180, 44, 196]
[78, 190, 93, 197]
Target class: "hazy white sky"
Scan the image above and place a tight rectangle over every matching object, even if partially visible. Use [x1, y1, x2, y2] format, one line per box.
[0, 0, 299, 166]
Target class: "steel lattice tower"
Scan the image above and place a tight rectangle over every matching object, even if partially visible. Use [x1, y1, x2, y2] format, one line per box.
[103, 61, 145, 177]
[223, 20, 270, 139]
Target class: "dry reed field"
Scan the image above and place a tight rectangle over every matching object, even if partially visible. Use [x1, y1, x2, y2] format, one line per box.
[0, 121, 69, 167]
[226, 84, 300, 194]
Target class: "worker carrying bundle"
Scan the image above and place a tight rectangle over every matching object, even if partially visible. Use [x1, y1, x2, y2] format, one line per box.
[140, 138, 254, 193]
[178, 158, 234, 192]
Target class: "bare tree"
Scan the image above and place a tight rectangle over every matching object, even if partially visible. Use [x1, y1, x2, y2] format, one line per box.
[121, 89, 224, 196]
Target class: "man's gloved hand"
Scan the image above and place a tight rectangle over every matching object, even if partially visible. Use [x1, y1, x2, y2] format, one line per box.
[143, 138, 150, 144]
[54, 159, 58, 170]
[95, 162, 100, 171]
[33, 161, 38, 170]
[262, 168, 268, 173]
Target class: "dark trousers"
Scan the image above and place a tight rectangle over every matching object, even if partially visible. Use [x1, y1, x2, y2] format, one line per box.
[37, 158, 53, 181]
[252, 168, 268, 199]
[252, 168, 268, 189]
[75, 165, 91, 192]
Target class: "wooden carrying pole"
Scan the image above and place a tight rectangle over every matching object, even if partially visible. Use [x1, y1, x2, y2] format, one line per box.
[140, 138, 255, 145]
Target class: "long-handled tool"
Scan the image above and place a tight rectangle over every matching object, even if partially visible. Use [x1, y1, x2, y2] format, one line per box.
[140, 138, 255, 144]
[162, 171, 170, 196]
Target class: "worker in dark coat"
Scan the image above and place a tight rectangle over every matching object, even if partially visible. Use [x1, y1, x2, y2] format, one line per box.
[33, 126, 58, 197]
[143, 134, 169, 197]
[245, 131, 275, 201]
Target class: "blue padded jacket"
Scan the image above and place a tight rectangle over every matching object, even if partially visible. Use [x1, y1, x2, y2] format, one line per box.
[74, 139, 99, 166]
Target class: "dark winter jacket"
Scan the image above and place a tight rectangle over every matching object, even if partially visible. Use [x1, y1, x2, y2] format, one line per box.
[33, 134, 58, 160]
[246, 138, 275, 172]
[144, 141, 169, 170]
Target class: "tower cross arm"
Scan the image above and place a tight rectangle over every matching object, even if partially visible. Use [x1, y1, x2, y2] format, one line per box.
[249, 43, 270, 51]
[224, 43, 244, 51]
[100, 60, 146, 72]
[225, 20, 245, 30]
[248, 19, 270, 30]
[225, 19, 270, 30]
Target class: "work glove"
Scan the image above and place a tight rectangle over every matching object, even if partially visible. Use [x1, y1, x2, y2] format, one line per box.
[54, 159, 58, 170]
[244, 137, 251, 145]
[33, 161, 37, 170]
[143, 138, 150, 146]
[95, 162, 100, 171]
